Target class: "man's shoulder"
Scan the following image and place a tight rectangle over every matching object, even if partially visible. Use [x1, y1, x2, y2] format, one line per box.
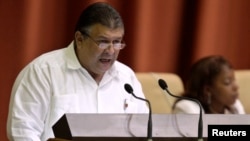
[113, 61, 136, 79]
[31, 42, 73, 66]
[114, 61, 134, 72]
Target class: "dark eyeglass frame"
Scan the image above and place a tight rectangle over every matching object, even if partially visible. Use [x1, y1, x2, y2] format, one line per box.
[80, 31, 126, 50]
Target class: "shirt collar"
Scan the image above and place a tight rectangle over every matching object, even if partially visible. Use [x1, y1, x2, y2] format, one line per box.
[65, 41, 82, 70]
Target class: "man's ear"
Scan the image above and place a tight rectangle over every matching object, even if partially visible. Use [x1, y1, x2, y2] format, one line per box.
[75, 31, 84, 46]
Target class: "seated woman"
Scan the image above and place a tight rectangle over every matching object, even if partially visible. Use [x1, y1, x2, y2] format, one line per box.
[173, 55, 245, 114]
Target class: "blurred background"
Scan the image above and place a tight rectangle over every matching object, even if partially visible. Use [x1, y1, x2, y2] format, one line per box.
[0, 0, 249, 140]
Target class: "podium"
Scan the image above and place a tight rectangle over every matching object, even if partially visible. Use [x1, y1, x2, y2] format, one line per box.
[52, 114, 250, 141]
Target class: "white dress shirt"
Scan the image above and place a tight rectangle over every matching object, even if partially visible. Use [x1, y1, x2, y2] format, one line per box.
[7, 41, 149, 141]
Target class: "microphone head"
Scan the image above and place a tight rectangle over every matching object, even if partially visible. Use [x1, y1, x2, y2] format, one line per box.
[158, 79, 168, 90]
[124, 83, 133, 94]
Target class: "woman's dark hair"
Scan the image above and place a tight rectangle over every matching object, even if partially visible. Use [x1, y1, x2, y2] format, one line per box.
[173, 55, 233, 113]
[74, 2, 124, 33]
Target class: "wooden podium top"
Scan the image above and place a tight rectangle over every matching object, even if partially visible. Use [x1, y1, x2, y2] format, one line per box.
[52, 114, 250, 141]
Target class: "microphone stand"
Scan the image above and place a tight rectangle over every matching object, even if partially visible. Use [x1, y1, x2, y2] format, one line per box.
[158, 79, 203, 141]
[124, 84, 153, 141]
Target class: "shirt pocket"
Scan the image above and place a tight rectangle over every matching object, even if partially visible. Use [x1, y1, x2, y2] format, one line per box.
[124, 99, 138, 113]
[48, 94, 80, 127]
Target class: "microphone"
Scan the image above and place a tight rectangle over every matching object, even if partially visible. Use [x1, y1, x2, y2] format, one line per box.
[124, 83, 153, 141]
[158, 79, 203, 141]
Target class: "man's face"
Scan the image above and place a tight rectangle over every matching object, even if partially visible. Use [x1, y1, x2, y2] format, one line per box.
[75, 24, 125, 76]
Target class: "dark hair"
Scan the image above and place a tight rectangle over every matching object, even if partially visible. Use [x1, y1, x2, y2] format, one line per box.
[74, 2, 124, 33]
[173, 55, 233, 113]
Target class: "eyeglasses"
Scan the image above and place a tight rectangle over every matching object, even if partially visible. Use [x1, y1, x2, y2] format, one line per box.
[81, 31, 126, 50]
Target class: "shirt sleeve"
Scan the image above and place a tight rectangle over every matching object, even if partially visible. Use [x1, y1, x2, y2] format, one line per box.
[7, 64, 51, 141]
